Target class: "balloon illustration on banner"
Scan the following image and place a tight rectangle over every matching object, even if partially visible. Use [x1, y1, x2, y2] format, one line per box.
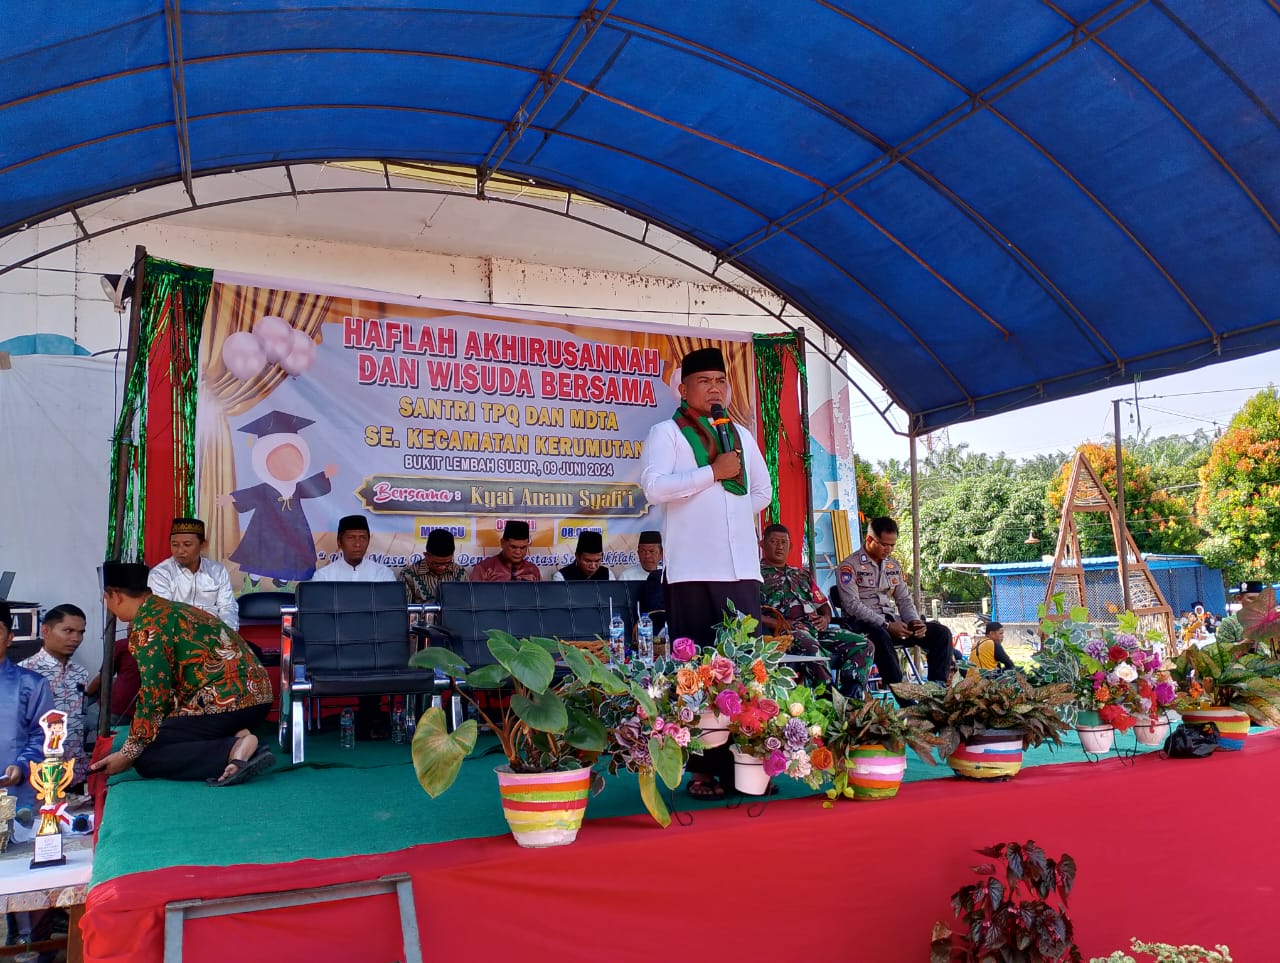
[220, 316, 317, 381]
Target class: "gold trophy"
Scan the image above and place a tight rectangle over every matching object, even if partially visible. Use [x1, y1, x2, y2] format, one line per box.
[29, 709, 74, 868]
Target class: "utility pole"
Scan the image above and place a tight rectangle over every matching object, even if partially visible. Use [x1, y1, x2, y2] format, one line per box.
[1132, 378, 1142, 437]
[1113, 399, 1132, 611]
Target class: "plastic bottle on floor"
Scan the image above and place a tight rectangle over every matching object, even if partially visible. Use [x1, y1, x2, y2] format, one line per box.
[339, 708, 356, 749]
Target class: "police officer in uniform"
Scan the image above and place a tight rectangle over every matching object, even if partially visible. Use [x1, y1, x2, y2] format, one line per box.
[834, 516, 952, 694]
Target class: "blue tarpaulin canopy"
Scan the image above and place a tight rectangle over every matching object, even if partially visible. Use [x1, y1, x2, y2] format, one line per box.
[3, 2, 1277, 430]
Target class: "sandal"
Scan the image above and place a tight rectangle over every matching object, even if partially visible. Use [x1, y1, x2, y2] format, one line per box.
[686, 776, 725, 801]
[207, 745, 277, 787]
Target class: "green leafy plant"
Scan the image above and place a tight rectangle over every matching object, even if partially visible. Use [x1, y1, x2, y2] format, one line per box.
[822, 691, 940, 800]
[894, 668, 1074, 759]
[409, 629, 611, 796]
[931, 840, 1081, 963]
[1171, 638, 1280, 726]
[1090, 941, 1231, 963]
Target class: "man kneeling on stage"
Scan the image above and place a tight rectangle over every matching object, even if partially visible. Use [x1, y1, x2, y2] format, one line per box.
[90, 562, 276, 787]
[835, 517, 951, 697]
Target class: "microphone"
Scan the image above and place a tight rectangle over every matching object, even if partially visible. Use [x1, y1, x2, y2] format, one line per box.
[709, 403, 734, 454]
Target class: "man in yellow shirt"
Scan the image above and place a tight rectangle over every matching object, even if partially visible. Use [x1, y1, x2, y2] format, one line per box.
[971, 622, 1016, 671]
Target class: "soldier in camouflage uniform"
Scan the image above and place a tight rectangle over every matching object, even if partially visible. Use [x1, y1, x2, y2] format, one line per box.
[759, 524, 870, 696]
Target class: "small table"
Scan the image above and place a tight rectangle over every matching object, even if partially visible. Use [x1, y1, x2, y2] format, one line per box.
[0, 834, 93, 962]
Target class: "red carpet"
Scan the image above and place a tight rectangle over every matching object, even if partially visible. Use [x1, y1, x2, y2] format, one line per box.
[83, 732, 1280, 962]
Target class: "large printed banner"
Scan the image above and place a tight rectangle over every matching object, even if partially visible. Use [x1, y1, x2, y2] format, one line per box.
[195, 272, 755, 585]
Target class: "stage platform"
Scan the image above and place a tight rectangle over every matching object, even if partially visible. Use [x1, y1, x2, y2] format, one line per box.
[81, 726, 1279, 962]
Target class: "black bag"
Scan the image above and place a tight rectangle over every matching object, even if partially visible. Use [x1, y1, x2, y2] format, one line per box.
[1163, 721, 1219, 758]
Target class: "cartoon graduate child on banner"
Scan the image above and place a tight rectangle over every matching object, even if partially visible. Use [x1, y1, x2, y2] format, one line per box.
[218, 410, 337, 587]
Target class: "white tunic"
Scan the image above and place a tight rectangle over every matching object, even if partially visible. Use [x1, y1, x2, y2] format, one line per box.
[618, 564, 659, 582]
[310, 556, 396, 582]
[147, 556, 240, 629]
[639, 420, 772, 585]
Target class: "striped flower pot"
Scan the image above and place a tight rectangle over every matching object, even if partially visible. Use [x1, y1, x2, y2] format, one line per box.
[947, 728, 1026, 780]
[495, 766, 592, 848]
[846, 744, 907, 800]
[1180, 707, 1250, 751]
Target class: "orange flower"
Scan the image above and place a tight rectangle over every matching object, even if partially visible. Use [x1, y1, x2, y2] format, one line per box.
[1095, 685, 1111, 702]
[697, 664, 715, 687]
[676, 668, 701, 695]
[1189, 681, 1204, 700]
[751, 659, 768, 684]
[810, 747, 834, 771]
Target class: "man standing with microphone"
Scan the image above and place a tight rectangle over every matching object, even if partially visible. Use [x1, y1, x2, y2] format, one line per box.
[640, 347, 772, 645]
[641, 347, 772, 800]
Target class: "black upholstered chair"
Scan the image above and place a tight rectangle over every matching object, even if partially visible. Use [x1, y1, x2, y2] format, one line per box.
[279, 581, 435, 763]
[430, 580, 645, 668]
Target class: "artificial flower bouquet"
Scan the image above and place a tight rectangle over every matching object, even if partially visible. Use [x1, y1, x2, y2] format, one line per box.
[1075, 613, 1176, 731]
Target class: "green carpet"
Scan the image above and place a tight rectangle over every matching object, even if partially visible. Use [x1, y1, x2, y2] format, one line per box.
[90, 725, 1161, 887]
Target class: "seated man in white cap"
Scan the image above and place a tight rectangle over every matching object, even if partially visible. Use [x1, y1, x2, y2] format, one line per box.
[312, 514, 395, 582]
[148, 517, 240, 629]
[553, 530, 612, 581]
[398, 528, 469, 604]
[471, 520, 542, 582]
[90, 562, 275, 787]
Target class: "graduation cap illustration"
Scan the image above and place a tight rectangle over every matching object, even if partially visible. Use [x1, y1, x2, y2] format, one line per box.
[238, 410, 315, 438]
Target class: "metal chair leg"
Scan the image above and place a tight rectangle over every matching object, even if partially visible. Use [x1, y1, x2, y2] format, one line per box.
[291, 697, 306, 765]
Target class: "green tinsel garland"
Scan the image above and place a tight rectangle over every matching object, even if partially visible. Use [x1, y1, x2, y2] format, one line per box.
[752, 332, 814, 563]
[106, 257, 213, 560]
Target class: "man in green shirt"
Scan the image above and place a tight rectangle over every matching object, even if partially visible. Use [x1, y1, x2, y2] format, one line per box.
[89, 561, 276, 787]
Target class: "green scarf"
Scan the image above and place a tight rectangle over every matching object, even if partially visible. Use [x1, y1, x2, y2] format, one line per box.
[673, 401, 747, 496]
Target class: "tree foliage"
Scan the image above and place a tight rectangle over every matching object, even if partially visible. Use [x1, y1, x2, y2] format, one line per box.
[1196, 388, 1280, 582]
[1046, 443, 1201, 557]
[853, 456, 894, 523]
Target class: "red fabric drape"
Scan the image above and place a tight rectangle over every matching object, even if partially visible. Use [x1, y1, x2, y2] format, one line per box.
[83, 733, 1280, 962]
[144, 317, 176, 566]
[756, 344, 809, 566]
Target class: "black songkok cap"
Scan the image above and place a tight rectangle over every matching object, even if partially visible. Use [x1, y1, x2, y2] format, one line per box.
[576, 531, 603, 554]
[680, 347, 726, 379]
[103, 561, 151, 592]
[170, 517, 206, 539]
[1240, 581, 1264, 594]
[503, 520, 531, 541]
[338, 514, 370, 535]
[425, 529, 455, 556]
[638, 530, 662, 546]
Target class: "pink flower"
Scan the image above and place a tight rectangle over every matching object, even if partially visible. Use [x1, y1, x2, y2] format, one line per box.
[1155, 681, 1176, 705]
[715, 690, 742, 717]
[758, 698, 780, 720]
[653, 717, 666, 733]
[671, 637, 697, 662]
[763, 750, 788, 778]
[710, 656, 736, 685]
[672, 727, 690, 747]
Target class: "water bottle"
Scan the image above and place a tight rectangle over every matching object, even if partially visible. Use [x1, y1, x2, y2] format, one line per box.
[391, 706, 408, 745]
[339, 708, 356, 749]
[608, 600, 627, 665]
[637, 610, 654, 665]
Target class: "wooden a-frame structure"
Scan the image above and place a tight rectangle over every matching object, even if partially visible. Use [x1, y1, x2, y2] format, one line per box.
[1043, 453, 1176, 647]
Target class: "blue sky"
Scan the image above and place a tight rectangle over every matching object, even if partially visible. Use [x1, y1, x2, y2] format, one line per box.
[849, 348, 1279, 466]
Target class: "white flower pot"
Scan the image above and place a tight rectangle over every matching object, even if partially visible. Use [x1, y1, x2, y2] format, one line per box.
[730, 746, 773, 796]
[1133, 718, 1170, 747]
[1076, 724, 1115, 754]
[698, 709, 731, 748]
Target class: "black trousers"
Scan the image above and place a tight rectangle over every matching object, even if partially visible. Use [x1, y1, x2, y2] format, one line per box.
[665, 579, 763, 648]
[848, 619, 953, 689]
[667, 579, 762, 789]
[133, 703, 270, 782]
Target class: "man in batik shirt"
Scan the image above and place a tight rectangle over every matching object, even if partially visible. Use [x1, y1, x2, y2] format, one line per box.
[398, 528, 468, 604]
[759, 524, 870, 696]
[89, 562, 276, 788]
[20, 604, 94, 787]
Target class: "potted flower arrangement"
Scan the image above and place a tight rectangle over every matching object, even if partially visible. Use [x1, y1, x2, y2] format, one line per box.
[562, 655, 697, 828]
[894, 669, 1074, 780]
[1032, 605, 1177, 752]
[1171, 597, 1280, 751]
[409, 629, 611, 847]
[660, 610, 835, 795]
[823, 691, 939, 801]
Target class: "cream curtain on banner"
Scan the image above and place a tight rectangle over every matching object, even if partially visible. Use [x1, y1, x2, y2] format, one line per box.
[197, 285, 334, 561]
